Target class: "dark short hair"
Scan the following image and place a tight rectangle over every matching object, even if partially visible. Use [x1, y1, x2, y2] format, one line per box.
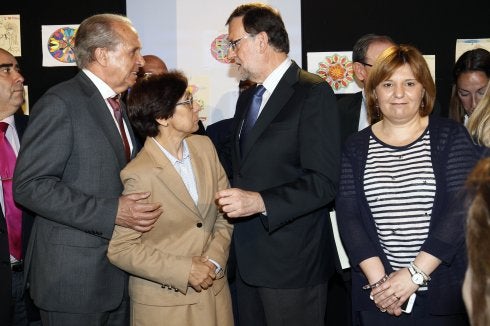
[127, 71, 188, 138]
[352, 34, 395, 63]
[226, 3, 289, 54]
[365, 44, 436, 123]
[74, 14, 133, 69]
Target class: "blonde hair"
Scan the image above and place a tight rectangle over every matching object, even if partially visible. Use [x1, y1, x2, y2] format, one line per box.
[467, 83, 490, 146]
[466, 158, 490, 326]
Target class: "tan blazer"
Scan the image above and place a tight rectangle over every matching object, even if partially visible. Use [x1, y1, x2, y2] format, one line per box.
[107, 135, 233, 323]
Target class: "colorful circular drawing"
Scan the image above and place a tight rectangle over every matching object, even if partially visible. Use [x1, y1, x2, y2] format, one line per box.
[210, 33, 232, 64]
[316, 54, 354, 91]
[48, 27, 77, 63]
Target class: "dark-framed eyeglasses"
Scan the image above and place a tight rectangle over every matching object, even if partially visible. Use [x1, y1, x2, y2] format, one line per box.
[358, 61, 373, 67]
[176, 97, 193, 108]
[227, 35, 251, 52]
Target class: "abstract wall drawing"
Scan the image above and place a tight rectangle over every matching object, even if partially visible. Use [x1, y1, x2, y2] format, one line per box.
[42, 24, 78, 67]
[210, 33, 231, 64]
[307, 51, 361, 94]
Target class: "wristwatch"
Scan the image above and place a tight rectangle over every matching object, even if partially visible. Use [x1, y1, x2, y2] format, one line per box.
[408, 265, 425, 286]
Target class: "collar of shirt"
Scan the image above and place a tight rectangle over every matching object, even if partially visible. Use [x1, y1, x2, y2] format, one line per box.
[359, 89, 369, 131]
[151, 137, 191, 165]
[257, 58, 292, 115]
[0, 115, 20, 153]
[82, 69, 118, 100]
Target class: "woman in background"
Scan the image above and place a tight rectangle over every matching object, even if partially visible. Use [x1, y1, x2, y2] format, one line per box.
[107, 72, 233, 326]
[337, 44, 480, 325]
[449, 48, 490, 125]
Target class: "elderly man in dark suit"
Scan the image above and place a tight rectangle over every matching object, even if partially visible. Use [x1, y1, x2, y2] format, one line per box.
[13, 14, 162, 326]
[0, 48, 40, 326]
[215, 4, 340, 325]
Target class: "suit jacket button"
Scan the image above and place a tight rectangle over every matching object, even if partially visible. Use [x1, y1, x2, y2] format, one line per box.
[196, 222, 203, 228]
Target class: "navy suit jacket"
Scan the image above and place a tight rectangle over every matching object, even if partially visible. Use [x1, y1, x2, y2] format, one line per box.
[230, 62, 340, 288]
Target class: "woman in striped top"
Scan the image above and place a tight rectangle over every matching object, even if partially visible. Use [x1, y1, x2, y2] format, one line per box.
[337, 44, 480, 325]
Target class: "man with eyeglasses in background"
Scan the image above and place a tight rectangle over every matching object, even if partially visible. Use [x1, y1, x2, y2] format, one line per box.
[215, 3, 340, 325]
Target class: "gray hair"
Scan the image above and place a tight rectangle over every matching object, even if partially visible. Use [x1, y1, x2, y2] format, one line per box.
[74, 13, 133, 68]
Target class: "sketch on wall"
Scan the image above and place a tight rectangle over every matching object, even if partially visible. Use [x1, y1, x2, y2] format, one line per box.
[455, 38, 490, 61]
[41, 24, 78, 67]
[0, 15, 21, 57]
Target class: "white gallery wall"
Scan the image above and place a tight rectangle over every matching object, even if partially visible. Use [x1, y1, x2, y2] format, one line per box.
[126, 0, 301, 126]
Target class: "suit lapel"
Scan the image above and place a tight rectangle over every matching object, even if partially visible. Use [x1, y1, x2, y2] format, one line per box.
[187, 138, 209, 218]
[77, 72, 128, 167]
[240, 62, 299, 160]
[144, 138, 201, 218]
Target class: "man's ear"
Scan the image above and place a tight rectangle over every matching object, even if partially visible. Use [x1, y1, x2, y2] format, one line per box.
[256, 31, 268, 53]
[353, 62, 367, 82]
[94, 47, 109, 67]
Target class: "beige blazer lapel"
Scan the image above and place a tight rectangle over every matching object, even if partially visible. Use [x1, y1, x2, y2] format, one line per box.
[144, 138, 201, 219]
[187, 138, 211, 219]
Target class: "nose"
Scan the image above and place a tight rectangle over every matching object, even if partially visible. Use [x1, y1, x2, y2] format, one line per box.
[14, 70, 24, 84]
[394, 83, 404, 98]
[226, 47, 236, 62]
[471, 94, 479, 110]
[136, 52, 145, 67]
[192, 101, 202, 112]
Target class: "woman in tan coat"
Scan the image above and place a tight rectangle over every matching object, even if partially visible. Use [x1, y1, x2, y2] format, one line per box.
[107, 72, 233, 326]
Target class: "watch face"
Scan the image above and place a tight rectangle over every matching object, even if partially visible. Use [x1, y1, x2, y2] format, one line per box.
[412, 273, 424, 285]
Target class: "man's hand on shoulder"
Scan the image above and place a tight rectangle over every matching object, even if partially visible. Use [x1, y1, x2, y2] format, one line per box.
[115, 192, 162, 232]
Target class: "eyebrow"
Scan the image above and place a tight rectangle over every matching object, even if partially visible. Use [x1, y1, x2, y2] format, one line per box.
[0, 63, 14, 68]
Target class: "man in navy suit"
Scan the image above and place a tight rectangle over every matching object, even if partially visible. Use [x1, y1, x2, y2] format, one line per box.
[216, 4, 340, 325]
[0, 48, 40, 325]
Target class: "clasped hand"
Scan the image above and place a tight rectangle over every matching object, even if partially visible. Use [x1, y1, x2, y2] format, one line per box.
[370, 268, 418, 316]
[188, 256, 216, 292]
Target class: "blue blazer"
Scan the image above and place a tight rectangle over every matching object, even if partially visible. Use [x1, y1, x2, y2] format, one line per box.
[230, 62, 341, 288]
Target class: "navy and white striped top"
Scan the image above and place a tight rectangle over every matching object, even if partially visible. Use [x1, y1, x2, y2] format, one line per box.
[364, 129, 435, 281]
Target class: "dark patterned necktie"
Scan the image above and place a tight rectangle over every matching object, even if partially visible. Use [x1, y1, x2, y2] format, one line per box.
[108, 95, 131, 162]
